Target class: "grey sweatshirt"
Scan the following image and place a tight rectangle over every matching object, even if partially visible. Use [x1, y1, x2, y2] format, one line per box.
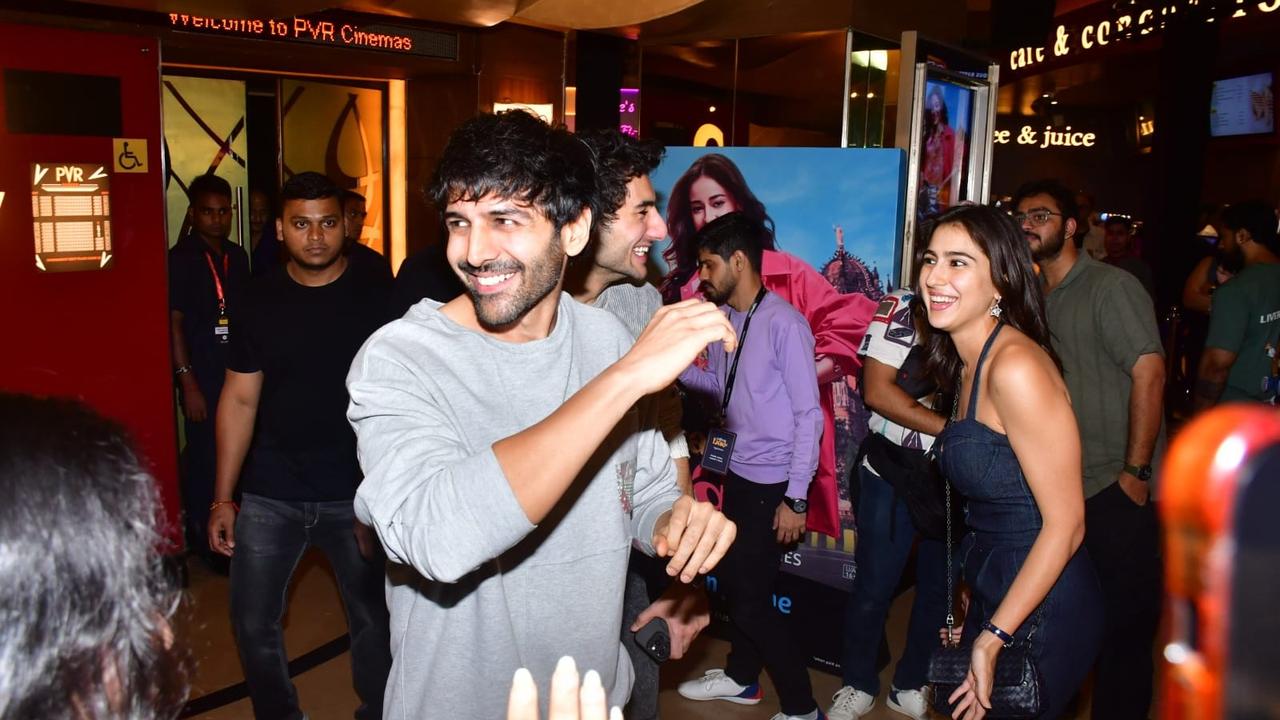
[346, 293, 680, 720]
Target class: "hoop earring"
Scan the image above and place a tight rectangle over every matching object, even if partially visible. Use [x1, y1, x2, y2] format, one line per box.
[990, 296, 1003, 318]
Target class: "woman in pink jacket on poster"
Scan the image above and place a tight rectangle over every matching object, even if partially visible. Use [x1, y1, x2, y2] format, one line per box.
[660, 153, 877, 538]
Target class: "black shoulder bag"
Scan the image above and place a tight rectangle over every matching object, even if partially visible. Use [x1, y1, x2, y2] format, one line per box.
[926, 388, 1044, 719]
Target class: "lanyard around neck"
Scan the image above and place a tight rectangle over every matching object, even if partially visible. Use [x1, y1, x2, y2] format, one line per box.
[720, 287, 768, 417]
[204, 250, 229, 315]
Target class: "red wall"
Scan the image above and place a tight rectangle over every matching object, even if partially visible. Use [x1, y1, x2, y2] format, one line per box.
[0, 23, 181, 548]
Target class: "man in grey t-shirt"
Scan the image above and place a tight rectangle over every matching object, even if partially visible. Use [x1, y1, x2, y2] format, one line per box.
[347, 110, 738, 720]
[567, 128, 703, 720]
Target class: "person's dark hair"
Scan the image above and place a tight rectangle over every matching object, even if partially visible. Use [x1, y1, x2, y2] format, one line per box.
[916, 205, 1061, 389]
[0, 393, 188, 719]
[693, 211, 766, 274]
[280, 171, 342, 213]
[1010, 179, 1079, 232]
[342, 189, 366, 204]
[660, 154, 776, 302]
[578, 128, 665, 232]
[428, 110, 595, 232]
[187, 173, 231, 204]
[1102, 215, 1132, 233]
[1222, 198, 1279, 253]
[924, 86, 950, 140]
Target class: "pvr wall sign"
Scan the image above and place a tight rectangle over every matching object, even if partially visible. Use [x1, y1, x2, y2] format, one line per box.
[31, 163, 114, 273]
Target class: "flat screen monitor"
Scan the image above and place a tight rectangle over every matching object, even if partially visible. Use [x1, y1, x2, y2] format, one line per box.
[1210, 72, 1274, 138]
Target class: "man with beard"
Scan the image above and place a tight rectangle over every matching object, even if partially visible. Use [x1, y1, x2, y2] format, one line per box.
[567, 128, 702, 720]
[1012, 179, 1165, 720]
[1195, 198, 1280, 408]
[209, 171, 392, 720]
[345, 111, 738, 720]
[675, 212, 824, 720]
[168, 173, 250, 568]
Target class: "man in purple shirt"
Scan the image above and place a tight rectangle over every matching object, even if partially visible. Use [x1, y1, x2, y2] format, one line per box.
[675, 212, 825, 720]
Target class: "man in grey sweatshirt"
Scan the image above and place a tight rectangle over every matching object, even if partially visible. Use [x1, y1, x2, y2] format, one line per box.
[346, 110, 739, 720]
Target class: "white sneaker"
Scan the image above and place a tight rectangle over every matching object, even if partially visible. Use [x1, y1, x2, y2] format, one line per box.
[676, 668, 763, 705]
[827, 686, 875, 720]
[886, 686, 929, 720]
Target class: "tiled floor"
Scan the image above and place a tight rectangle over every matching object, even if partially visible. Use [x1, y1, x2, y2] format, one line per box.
[178, 551, 1097, 719]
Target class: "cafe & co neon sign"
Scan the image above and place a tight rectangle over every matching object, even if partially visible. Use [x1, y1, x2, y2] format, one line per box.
[1008, 0, 1280, 72]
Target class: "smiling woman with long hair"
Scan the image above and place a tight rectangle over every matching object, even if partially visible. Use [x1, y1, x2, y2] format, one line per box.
[917, 205, 1102, 719]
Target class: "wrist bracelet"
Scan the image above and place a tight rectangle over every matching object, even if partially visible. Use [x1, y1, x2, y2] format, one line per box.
[210, 500, 239, 512]
[982, 620, 1015, 646]
[175, 365, 193, 376]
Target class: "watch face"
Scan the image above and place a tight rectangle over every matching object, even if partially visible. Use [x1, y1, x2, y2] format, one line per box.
[788, 498, 808, 513]
[1138, 466, 1153, 481]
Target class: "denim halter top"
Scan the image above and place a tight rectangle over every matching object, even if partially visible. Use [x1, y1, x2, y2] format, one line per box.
[935, 322, 1043, 547]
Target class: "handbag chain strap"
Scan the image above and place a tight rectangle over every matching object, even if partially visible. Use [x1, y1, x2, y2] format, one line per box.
[942, 377, 961, 646]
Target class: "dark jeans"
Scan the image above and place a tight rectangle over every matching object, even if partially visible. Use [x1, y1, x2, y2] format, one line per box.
[721, 471, 816, 717]
[1084, 481, 1162, 720]
[622, 550, 667, 720]
[841, 464, 948, 695]
[230, 493, 391, 720]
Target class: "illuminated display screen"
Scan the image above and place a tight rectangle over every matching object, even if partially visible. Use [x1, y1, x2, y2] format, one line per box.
[31, 163, 114, 273]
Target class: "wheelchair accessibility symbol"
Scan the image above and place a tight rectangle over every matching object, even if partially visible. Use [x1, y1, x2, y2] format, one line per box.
[112, 138, 148, 174]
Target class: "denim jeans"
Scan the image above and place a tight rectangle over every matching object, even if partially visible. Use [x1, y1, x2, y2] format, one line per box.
[230, 493, 391, 720]
[840, 464, 948, 695]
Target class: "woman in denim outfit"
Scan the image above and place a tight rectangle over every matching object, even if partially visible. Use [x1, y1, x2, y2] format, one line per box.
[917, 205, 1103, 719]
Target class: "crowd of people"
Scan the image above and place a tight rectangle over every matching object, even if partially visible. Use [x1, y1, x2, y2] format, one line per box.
[2, 107, 1278, 720]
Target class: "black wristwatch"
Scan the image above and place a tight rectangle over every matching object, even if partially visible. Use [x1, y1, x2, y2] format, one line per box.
[783, 496, 808, 513]
[1122, 463, 1153, 482]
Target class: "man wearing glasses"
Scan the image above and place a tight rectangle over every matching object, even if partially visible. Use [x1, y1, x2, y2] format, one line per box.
[1012, 180, 1165, 720]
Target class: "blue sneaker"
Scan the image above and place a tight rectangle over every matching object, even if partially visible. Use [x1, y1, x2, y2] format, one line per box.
[677, 669, 763, 705]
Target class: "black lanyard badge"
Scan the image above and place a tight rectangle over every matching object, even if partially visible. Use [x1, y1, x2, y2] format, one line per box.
[701, 288, 766, 475]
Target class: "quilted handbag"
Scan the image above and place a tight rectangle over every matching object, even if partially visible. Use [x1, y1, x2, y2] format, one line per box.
[926, 388, 1044, 718]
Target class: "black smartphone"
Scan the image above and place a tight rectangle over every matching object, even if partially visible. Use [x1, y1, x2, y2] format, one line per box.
[633, 617, 671, 663]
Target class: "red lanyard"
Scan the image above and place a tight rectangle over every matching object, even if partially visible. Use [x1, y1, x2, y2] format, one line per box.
[204, 250, 229, 315]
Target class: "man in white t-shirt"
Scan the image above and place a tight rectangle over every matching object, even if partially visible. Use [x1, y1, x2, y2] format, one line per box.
[828, 289, 949, 720]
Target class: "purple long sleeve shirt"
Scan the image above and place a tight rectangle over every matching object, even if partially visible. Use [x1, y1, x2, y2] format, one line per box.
[679, 292, 823, 499]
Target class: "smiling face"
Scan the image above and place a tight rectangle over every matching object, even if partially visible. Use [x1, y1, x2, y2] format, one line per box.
[277, 197, 345, 272]
[689, 175, 739, 231]
[444, 194, 572, 329]
[595, 175, 666, 283]
[918, 222, 999, 334]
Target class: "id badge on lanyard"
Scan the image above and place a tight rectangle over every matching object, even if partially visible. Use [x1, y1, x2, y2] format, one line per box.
[699, 288, 766, 475]
[206, 251, 231, 344]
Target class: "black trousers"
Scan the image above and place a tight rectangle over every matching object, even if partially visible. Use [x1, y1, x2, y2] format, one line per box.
[1084, 481, 1162, 720]
[721, 470, 816, 716]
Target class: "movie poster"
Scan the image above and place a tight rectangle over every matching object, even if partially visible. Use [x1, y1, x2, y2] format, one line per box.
[915, 79, 974, 227]
[649, 147, 906, 670]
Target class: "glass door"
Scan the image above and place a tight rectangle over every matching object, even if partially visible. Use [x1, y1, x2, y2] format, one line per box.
[161, 75, 249, 248]
[280, 79, 386, 254]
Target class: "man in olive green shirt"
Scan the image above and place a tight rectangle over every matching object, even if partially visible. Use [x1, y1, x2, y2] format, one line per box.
[1197, 199, 1280, 408]
[1014, 180, 1165, 720]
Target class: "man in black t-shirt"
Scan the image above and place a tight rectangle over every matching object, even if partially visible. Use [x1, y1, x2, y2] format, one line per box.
[342, 189, 394, 288]
[208, 172, 391, 720]
[168, 173, 250, 567]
